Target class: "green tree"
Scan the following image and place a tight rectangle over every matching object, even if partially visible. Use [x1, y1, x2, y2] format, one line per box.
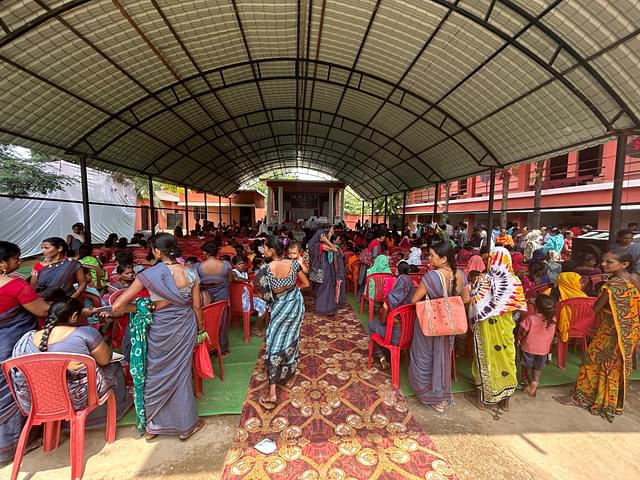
[0, 145, 76, 197]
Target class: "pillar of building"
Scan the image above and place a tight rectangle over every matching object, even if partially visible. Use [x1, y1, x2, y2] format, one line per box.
[266, 187, 271, 225]
[340, 188, 345, 221]
[277, 186, 284, 225]
[328, 187, 334, 224]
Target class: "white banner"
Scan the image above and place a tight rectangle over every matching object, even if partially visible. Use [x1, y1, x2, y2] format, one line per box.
[0, 160, 136, 257]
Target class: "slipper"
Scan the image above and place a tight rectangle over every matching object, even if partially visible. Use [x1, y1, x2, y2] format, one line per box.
[179, 418, 205, 441]
[498, 398, 510, 412]
[428, 402, 447, 414]
[250, 328, 263, 337]
[258, 395, 276, 411]
[144, 432, 158, 441]
[222, 351, 231, 358]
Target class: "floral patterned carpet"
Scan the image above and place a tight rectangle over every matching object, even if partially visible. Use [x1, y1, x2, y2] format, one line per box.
[221, 300, 456, 479]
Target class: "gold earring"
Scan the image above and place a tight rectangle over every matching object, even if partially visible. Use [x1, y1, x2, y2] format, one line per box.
[0, 265, 6, 275]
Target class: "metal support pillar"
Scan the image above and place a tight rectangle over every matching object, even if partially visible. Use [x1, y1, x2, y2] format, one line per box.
[148, 175, 156, 235]
[609, 133, 628, 247]
[79, 155, 91, 245]
[218, 195, 222, 226]
[184, 186, 189, 233]
[432, 183, 440, 225]
[371, 199, 374, 224]
[229, 196, 233, 227]
[361, 200, 364, 225]
[383, 195, 388, 226]
[204, 192, 208, 223]
[402, 191, 407, 232]
[487, 167, 497, 243]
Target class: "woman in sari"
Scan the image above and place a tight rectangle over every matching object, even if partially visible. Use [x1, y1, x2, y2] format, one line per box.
[366, 254, 392, 299]
[552, 270, 588, 343]
[194, 241, 231, 354]
[30, 237, 86, 299]
[410, 241, 469, 413]
[469, 247, 527, 411]
[370, 262, 416, 369]
[0, 242, 50, 464]
[358, 231, 385, 298]
[407, 246, 422, 266]
[331, 234, 347, 306]
[308, 227, 339, 315]
[12, 298, 131, 429]
[111, 234, 205, 440]
[256, 236, 309, 410]
[555, 249, 640, 422]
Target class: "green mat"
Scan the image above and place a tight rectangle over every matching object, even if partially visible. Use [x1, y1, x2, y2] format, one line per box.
[118, 320, 262, 425]
[345, 293, 640, 397]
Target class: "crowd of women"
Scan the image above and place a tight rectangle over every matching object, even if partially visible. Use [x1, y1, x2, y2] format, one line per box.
[1, 219, 639, 468]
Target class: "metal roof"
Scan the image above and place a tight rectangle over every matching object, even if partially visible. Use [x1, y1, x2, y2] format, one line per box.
[1, 0, 639, 199]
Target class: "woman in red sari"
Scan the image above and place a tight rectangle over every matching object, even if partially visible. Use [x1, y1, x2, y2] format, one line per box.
[555, 249, 640, 421]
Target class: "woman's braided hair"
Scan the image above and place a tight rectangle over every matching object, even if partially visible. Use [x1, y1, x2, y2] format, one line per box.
[39, 298, 83, 352]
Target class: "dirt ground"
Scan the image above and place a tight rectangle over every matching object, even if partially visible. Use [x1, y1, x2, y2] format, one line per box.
[3, 382, 639, 480]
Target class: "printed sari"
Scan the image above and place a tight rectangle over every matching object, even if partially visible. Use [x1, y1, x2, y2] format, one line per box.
[572, 276, 640, 422]
[470, 247, 527, 404]
[256, 261, 305, 385]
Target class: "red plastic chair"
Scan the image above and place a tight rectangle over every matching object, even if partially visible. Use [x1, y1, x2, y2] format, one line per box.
[102, 264, 117, 276]
[360, 273, 393, 322]
[193, 301, 228, 396]
[367, 304, 416, 390]
[408, 272, 423, 287]
[229, 282, 252, 343]
[2, 353, 116, 480]
[555, 297, 597, 369]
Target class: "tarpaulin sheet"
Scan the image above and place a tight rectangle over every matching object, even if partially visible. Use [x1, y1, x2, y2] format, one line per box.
[0, 160, 136, 257]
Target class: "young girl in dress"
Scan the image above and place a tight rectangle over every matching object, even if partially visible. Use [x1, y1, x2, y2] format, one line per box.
[231, 255, 268, 336]
[518, 293, 557, 397]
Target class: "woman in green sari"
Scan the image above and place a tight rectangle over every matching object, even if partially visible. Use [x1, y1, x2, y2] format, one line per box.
[366, 254, 392, 298]
[469, 247, 527, 411]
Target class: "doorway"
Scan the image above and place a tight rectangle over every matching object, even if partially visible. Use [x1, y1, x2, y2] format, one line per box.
[240, 207, 252, 227]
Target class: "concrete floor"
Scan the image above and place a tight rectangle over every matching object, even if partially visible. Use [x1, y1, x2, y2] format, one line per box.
[3, 382, 639, 480]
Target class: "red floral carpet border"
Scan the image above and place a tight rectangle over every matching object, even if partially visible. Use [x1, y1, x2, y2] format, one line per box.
[221, 299, 456, 479]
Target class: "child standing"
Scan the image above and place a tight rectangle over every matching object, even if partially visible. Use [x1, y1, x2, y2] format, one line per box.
[519, 294, 557, 397]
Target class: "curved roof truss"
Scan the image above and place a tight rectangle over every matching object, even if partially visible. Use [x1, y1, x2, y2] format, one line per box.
[1, 0, 639, 198]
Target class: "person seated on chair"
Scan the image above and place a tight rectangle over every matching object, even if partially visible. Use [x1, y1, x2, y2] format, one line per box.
[369, 262, 416, 370]
[231, 255, 268, 338]
[108, 264, 136, 292]
[11, 298, 132, 428]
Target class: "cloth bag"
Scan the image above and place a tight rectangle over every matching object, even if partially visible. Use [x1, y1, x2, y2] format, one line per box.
[193, 341, 214, 379]
[416, 270, 467, 336]
[309, 268, 324, 283]
[358, 248, 372, 266]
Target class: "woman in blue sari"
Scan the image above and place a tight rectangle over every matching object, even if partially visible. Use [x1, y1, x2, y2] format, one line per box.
[0, 242, 50, 464]
[112, 234, 205, 440]
[308, 227, 339, 315]
[410, 241, 469, 413]
[255, 236, 309, 410]
[195, 241, 231, 353]
[30, 237, 86, 299]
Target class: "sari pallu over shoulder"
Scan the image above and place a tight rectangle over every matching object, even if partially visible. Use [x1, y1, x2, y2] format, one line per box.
[35, 259, 81, 295]
[134, 264, 199, 436]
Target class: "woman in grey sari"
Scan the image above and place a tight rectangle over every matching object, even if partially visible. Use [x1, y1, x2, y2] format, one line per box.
[112, 234, 204, 440]
[308, 227, 339, 315]
[410, 241, 469, 413]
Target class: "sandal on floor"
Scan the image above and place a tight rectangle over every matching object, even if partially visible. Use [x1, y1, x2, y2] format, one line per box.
[179, 418, 205, 441]
[144, 432, 158, 441]
[250, 328, 263, 337]
[498, 398, 510, 412]
[222, 350, 231, 358]
[378, 357, 390, 370]
[428, 401, 448, 414]
[258, 394, 276, 411]
[285, 373, 298, 389]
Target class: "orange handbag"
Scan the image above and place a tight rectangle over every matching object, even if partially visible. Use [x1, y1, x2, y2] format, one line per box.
[416, 270, 468, 336]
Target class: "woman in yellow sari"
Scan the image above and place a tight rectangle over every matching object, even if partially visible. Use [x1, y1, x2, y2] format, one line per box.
[554, 270, 588, 343]
[555, 249, 640, 422]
